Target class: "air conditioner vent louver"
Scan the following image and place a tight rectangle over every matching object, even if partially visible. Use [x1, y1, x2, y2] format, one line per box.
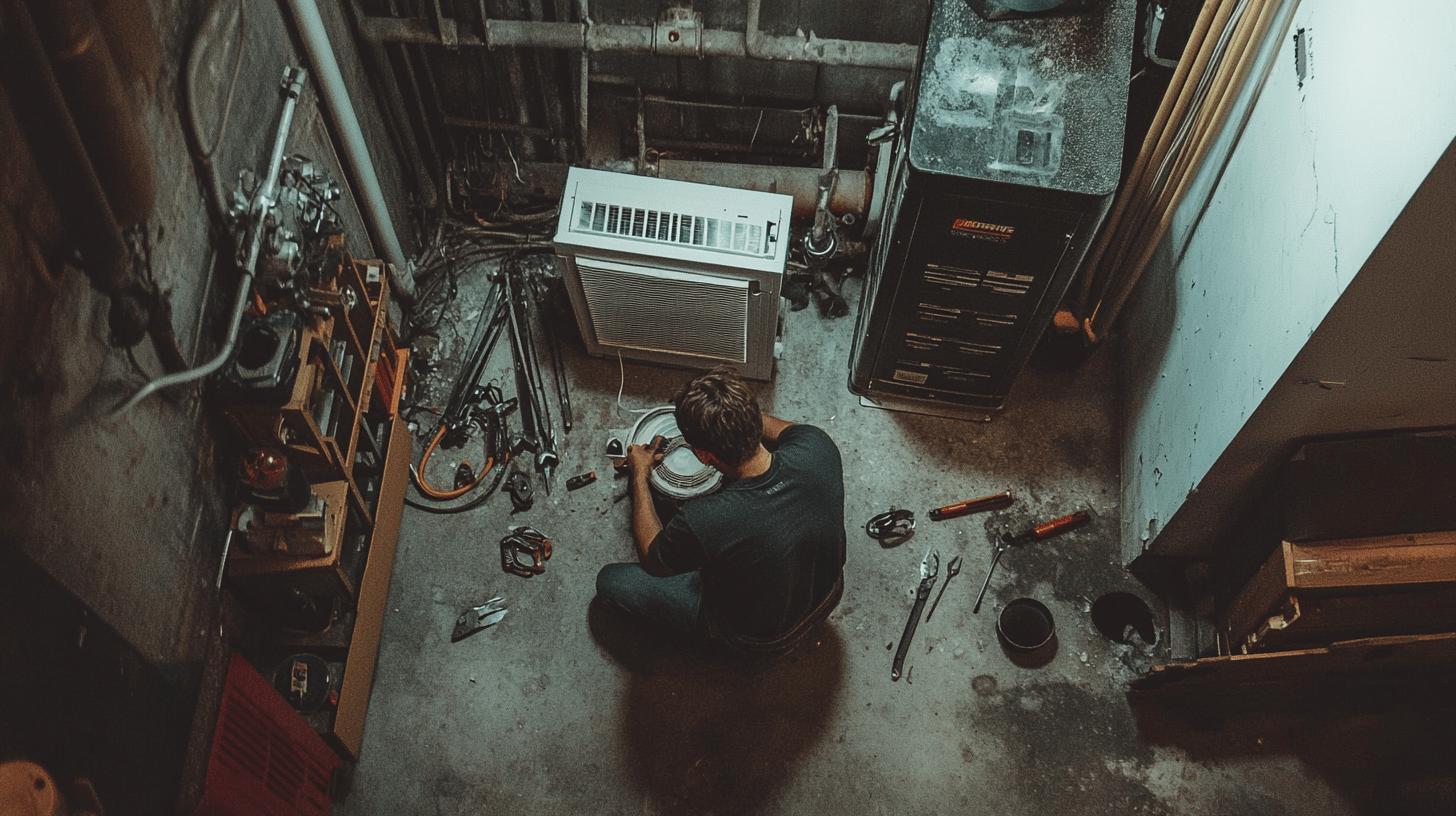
[578, 260, 748, 363]
[554, 168, 789, 380]
[576, 200, 769, 257]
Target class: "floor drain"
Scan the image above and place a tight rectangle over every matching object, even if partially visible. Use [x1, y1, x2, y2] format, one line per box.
[1091, 592, 1157, 645]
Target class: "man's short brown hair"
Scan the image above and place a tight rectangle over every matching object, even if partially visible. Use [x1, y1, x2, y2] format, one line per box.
[673, 367, 762, 465]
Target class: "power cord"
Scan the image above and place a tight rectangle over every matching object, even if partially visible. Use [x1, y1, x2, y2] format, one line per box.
[615, 350, 656, 417]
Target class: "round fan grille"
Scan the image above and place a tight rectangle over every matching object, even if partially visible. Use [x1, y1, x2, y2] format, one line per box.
[627, 407, 722, 500]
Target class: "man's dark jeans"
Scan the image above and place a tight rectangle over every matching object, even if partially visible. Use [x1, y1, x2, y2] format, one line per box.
[595, 563, 703, 636]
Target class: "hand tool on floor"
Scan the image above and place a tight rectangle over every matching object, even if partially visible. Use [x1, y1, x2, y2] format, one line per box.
[411, 291, 513, 503]
[503, 263, 559, 493]
[865, 508, 915, 546]
[504, 467, 534, 513]
[536, 445, 559, 493]
[452, 596, 508, 642]
[566, 471, 597, 491]
[500, 525, 553, 577]
[540, 294, 574, 434]
[892, 548, 939, 681]
[972, 509, 1093, 614]
[924, 555, 963, 622]
[928, 490, 1014, 521]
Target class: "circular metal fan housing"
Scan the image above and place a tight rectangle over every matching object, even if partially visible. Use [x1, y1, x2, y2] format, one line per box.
[627, 407, 723, 500]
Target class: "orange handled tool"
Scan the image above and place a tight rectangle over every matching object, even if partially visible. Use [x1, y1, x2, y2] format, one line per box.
[928, 490, 1015, 521]
[1030, 509, 1092, 540]
[972, 509, 1093, 614]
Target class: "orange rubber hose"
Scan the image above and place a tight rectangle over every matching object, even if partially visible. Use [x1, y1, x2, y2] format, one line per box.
[410, 424, 495, 501]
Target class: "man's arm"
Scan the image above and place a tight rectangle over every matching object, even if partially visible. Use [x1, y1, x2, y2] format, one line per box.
[625, 436, 671, 577]
[761, 413, 796, 445]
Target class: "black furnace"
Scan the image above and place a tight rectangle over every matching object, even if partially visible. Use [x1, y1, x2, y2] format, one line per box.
[850, 0, 1135, 413]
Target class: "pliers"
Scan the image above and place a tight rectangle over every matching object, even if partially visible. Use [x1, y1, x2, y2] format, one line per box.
[452, 596, 508, 642]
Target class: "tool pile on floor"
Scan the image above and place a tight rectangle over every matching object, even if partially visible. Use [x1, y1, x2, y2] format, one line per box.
[868, 491, 1092, 681]
[407, 257, 570, 511]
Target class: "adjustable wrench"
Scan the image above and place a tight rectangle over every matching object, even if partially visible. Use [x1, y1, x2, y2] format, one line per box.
[892, 548, 939, 681]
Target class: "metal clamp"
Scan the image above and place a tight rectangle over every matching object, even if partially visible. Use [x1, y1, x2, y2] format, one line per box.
[865, 508, 915, 545]
[653, 7, 703, 57]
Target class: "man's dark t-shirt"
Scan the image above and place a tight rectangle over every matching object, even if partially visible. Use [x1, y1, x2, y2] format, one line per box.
[649, 424, 846, 642]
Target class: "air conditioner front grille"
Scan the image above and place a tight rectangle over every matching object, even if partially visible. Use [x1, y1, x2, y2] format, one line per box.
[575, 200, 769, 258]
[576, 259, 749, 364]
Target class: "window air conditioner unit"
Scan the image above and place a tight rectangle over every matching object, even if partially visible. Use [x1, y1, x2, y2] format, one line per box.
[552, 167, 791, 381]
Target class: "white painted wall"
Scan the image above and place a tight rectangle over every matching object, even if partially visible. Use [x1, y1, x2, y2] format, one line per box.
[1119, 0, 1456, 560]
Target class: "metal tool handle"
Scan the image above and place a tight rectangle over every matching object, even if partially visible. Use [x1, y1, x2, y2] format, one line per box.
[971, 546, 1005, 614]
[925, 579, 950, 623]
[891, 580, 934, 680]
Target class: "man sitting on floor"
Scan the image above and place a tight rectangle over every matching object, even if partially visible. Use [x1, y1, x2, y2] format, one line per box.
[596, 367, 846, 654]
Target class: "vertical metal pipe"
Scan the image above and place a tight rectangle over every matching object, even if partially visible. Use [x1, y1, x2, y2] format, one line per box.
[114, 68, 308, 415]
[526, 0, 569, 160]
[385, 0, 445, 187]
[576, 0, 590, 161]
[490, 0, 539, 160]
[280, 0, 413, 295]
[822, 104, 839, 172]
[348, 0, 438, 208]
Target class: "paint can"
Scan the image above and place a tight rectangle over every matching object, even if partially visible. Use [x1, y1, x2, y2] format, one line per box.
[997, 598, 1055, 651]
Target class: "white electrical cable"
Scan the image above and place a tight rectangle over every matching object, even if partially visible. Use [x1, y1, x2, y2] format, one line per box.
[615, 350, 657, 417]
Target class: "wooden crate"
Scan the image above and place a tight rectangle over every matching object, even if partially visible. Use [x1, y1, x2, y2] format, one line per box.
[1134, 632, 1456, 695]
[1226, 531, 1456, 652]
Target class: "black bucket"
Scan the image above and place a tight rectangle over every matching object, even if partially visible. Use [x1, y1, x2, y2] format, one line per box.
[997, 598, 1055, 651]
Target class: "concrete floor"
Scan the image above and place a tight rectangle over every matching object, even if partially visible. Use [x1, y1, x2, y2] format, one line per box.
[345, 276, 1451, 815]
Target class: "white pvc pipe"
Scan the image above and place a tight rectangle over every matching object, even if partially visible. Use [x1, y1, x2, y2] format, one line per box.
[282, 0, 413, 296]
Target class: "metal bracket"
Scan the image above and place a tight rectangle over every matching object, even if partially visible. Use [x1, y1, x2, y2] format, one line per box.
[434, 0, 458, 47]
[653, 7, 703, 57]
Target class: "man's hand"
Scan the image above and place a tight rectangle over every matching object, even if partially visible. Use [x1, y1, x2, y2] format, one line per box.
[625, 435, 666, 478]
[625, 435, 669, 575]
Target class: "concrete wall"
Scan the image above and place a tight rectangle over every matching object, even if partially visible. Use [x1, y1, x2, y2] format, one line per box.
[1118, 0, 1456, 562]
[0, 0, 413, 663]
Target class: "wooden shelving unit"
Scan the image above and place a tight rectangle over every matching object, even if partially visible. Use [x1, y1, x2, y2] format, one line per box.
[225, 250, 398, 528]
[220, 254, 414, 761]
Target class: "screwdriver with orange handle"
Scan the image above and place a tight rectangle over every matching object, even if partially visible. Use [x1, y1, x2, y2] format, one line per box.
[928, 490, 1015, 521]
[971, 509, 1092, 614]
